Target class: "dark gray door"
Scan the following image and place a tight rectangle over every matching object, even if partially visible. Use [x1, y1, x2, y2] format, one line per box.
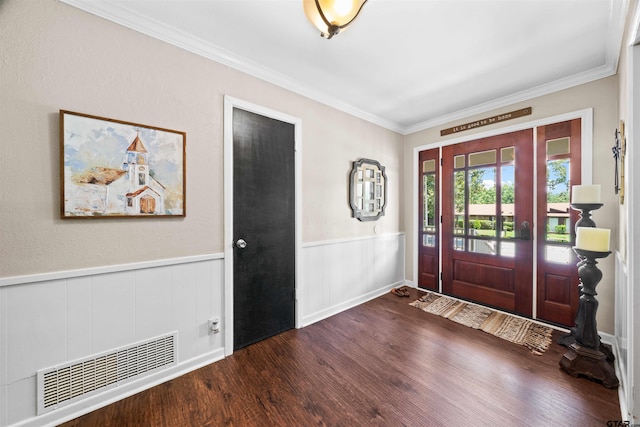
[232, 107, 295, 350]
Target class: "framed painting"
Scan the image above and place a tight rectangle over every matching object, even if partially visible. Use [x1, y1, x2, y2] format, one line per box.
[60, 110, 186, 218]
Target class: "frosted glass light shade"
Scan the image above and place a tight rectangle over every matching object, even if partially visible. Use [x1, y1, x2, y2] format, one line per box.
[303, 0, 367, 39]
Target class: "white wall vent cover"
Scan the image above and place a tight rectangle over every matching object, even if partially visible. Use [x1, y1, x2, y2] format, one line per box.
[36, 331, 177, 415]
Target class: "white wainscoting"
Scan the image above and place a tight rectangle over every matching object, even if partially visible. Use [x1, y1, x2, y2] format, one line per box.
[1, 233, 406, 427]
[301, 233, 406, 326]
[614, 250, 631, 420]
[0, 255, 225, 427]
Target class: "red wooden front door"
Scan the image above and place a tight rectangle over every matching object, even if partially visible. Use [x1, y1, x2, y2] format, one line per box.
[441, 129, 534, 316]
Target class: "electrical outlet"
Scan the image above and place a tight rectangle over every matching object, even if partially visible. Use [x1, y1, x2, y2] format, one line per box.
[208, 318, 220, 335]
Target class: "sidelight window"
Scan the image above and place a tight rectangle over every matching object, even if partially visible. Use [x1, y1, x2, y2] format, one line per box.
[544, 137, 572, 264]
[422, 159, 437, 247]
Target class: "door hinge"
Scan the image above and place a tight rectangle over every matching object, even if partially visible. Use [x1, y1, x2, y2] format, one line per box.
[440, 215, 443, 224]
[440, 158, 443, 166]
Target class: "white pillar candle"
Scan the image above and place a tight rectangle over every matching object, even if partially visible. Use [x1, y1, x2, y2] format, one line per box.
[575, 227, 610, 252]
[571, 184, 601, 204]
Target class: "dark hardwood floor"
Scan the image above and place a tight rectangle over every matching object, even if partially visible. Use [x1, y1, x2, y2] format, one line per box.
[61, 288, 621, 426]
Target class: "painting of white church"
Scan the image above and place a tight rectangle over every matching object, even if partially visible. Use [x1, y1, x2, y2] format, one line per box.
[61, 111, 185, 217]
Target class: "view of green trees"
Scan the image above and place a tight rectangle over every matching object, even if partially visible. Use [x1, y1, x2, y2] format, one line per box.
[424, 174, 436, 231]
[454, 160, 570, 211]
[454, 168, 506, 213]
[424, 159, 571, 242]
[546, 159, 570, 203]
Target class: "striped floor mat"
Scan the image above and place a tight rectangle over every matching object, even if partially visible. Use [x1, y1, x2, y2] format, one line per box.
[410, 291, 554, 355]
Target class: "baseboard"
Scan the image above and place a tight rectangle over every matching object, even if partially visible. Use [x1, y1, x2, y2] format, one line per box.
[599, 332, 629, 421]
[300, 280, 405, 327]
[14, 348, 226, 427]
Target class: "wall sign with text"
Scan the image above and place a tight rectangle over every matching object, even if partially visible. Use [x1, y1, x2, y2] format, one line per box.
[440, 107, 532, 136]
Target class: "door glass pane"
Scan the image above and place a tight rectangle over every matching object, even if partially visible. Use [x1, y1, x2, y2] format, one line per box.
[547, 137, 570, 156]
[451, 147, 514, 256]
[454, 170, 466, 236]
[501, 147, 514, 162]
[423, 174, 436, 230]
[500, 241, 516, 258]
[468, 167, 496, 238]
[423, 159, 436, 173]
[423, 173, 436, 247]
[545, 245, 572, 264]
[468, 238, 497, 255]
[423, 235, 436, 247]
[501, 164, 515, 238]
[469, 149, 497, 167]
[546, 159, 570, 242]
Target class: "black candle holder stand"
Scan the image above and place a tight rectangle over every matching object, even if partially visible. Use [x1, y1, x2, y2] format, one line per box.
[559, 248, 618, 388]
[558, 203, 605, 350]
[571, 202, 603, 228]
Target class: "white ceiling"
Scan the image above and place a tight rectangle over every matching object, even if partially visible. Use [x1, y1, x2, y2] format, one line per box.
[62, 0, 627, 134]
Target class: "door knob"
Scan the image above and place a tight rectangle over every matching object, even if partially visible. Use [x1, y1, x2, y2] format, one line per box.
[235, 238, 247, 249]
[520, 221, 531, 240]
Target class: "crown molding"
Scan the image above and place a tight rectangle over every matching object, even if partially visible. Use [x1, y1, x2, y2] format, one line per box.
[403, 63, 617, 135]
[59, 0, 405, 133]
[406, 0, 625, 135]
[60, 0, 624, 136]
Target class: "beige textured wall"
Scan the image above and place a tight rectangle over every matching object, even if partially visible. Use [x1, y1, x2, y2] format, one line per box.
[403, 77, 619, 334]
[0, 0, 403, 278]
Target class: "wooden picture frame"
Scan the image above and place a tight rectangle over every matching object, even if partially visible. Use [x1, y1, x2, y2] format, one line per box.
[60, 110, 186, 218]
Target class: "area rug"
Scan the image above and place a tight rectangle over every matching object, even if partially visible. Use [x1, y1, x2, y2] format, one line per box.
[409, 291, 553, 355]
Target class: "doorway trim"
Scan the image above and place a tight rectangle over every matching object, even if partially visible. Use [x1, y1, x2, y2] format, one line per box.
[412, 108, 593, 319]
[623, 20, 640, 418]
[223, 95, 303, 356]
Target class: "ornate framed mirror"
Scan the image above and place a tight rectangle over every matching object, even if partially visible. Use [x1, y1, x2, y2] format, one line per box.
[349, 158, 387, 221]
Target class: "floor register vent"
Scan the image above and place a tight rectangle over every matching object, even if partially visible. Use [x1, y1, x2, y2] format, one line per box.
[37, 332, 177, 415]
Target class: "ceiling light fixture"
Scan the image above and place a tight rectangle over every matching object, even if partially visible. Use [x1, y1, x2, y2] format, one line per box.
[303, 0, 368, 39]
